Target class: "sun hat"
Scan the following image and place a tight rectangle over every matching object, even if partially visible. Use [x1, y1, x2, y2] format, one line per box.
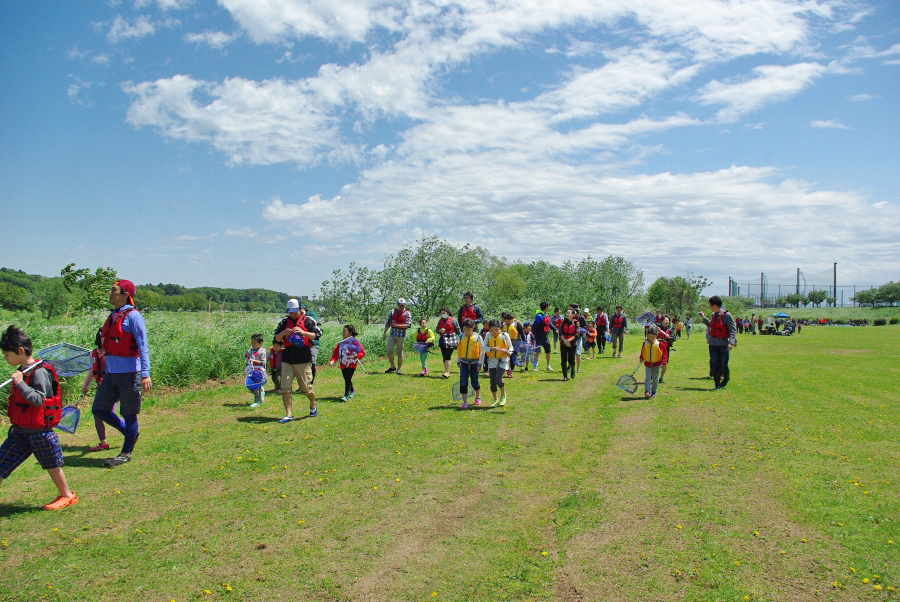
[286, 299, 300, 313]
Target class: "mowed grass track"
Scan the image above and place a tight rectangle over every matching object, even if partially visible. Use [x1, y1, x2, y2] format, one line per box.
[0, 326, 897, 601]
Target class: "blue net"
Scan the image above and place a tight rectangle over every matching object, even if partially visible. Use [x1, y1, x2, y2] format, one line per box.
[245, 369, 267, 390]
[37, 343, 92, 377]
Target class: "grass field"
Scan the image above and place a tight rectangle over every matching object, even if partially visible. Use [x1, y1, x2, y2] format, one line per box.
[0, 326, 897, 601]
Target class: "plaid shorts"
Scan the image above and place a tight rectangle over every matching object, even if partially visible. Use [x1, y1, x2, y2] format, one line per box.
[0, 427, 64, 478]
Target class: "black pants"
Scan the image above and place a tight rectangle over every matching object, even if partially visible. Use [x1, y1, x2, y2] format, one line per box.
[440, 345, 455, 361]
[341, 367, 356, 397]
[560, 344, 576, 378]
[708, 345, 730, 383]
[597, 328, 607, 352]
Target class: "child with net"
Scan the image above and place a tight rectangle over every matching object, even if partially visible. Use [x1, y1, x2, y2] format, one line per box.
[639, 325, 663, 399]
[0, 325, 77, 509]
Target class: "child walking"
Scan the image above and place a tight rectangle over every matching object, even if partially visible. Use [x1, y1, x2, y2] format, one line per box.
[246, 334, 267, 407]
[414, 318, 435, 376]
[484, 319, 513, 407]
[520, 322, 537, 371]
[0, 325, 77, 509]
[268, 341, 283, 393]
[640, 325, 663, 398]
[81, 328, 112, 452]
[329, 325, 365, 402]
[585, 323, 598, 359]
[456, 319, 484, 409]
[559, 308, 578, 380]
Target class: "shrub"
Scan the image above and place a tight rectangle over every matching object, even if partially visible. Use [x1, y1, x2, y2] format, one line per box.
[889, 318, 899, 325]
[834, 319, 846, 325]
[873, 318, 887, 326]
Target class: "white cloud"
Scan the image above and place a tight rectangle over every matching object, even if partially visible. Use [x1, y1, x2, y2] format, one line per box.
[184, 30, 240, 49]
[698, 63, 827, 122]
[847, 93, 877, 102]
[810, 119, 850, 129]
[92, 53, 111, 65]
[107, 15, 157, 43]
[135, 0, 193, 9]
[225, 226, 258, 238]
[67, 76, 93, 107]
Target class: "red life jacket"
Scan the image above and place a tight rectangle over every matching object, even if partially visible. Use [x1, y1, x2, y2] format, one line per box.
[535, 313, 550, 333]
[391, 309, 408, 327]
[91, 350, 105, 384]
[596, 313, 607, 328]
[709, 312, 729, 338]
[416, 328, 430, 343]
[282, 316, 312, 349]
[551, 315, 562, 328]
[102, 308, 139, 357]
[561, 321, 577, 338]
[438, 317, 456, 335]
[460, 305, 477, 322]
[611, 314, 625, 329]
[7, 363, 62, 430]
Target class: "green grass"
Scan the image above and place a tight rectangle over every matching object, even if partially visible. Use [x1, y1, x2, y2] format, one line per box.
[0, 327, 898, 601]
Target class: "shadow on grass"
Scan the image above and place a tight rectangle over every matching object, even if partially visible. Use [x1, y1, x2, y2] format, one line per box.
[236, 416, 286, 424]
[317, 396, 348, 403]
[427, 405, 507, 412]
[677, 387, 717, 392]
[62, 454, 114, 468]
[688, 376, 713, 381]
[0, 503, 42, 518]
[620, 395, 647, 402]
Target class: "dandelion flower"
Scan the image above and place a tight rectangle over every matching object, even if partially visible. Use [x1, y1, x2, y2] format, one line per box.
[862, 578, 870, 584]
[677, 525, 683, 530]
[541, 551, 548, 556]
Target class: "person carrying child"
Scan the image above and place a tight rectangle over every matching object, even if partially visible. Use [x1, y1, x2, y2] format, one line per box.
[640, 325, 663, 398]
[246, 334, 267, 408]
[456, 319, 484, 409]
[414, 318, 435, 376]
[329, 325, 365, 402]
[436, 307, 460, 379]
[268, 340, 283, 393]
[484, 319, 513, 407]
[1, 325, 77, 509]
[81, 328, 113, 452]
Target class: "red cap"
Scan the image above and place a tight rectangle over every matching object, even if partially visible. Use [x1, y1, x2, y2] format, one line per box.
[116, 279, 136, 300]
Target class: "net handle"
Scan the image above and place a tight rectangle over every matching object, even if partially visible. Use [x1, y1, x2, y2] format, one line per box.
[0, 359, 44, 390]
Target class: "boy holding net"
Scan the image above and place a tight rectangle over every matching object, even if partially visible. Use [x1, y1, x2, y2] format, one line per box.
[639, 325, 663, 399]
[246, 334, 267, 408]
[1, 325, 77, 509]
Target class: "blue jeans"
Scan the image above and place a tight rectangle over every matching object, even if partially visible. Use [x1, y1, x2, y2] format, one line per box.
[458, 361, 481, 395]
[645, 365, 660, 395]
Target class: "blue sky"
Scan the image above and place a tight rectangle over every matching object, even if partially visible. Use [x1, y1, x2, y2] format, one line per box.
[1, 0, 898, 297]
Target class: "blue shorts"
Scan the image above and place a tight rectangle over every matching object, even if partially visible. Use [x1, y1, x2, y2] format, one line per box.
[0, 427, 64, 478]
[94, 371, 143, 415]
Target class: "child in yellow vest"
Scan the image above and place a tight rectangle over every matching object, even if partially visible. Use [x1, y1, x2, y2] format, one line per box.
[457, 319, 484, 409]
[485, 319, 513, 408]
[501, 312, 520, 377]
[639, 325, 663, 399]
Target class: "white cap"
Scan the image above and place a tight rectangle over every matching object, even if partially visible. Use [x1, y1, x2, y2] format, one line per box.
[397, 298, 407, 305]
[286, 298, 300, 313]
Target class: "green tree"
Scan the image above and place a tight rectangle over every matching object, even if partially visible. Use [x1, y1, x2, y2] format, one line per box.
[0, 282, 31, 310]
[33, 278, 74, 319]
[134, 289, 164, 311]
[61, 263, 118, 312]
[806, 289, 827, 308]
[320, 262, 385, 324]
[876, 282, 900, 306]
[851, 288, 876, 307]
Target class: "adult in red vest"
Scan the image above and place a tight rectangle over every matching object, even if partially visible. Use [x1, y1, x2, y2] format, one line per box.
[594, 306, 608, 354]
[93, 280, 151, 467]
[699, 295, 737, 390]
[382, 298, 412, 374]
[274, 299, 321, 422]
[609, 305, 628, 358]
[457, 292, 484, 328]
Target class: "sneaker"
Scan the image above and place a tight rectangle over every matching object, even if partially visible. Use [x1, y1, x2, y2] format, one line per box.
[105, 454, 130, 467]
[44, 492, 78, 510]
[546, 366, 553, 371]
[309, 406, 318, 417]
[499, 394, 506, 407]
[89, 442, 110, 452]
[651, 393, 657, 398]
[249, 402, 261, 408]
[645, 392, 651, 399]
[489, 398, 500, 408]
[349, 391, 356, 398]
[577, 369, 581, 373]
[340, 396, 349, 402]
[658, 378, 664, 384]
[396, 370, 403, 375]
[385, 367, 396, 373]
[461, 401, 468, 409]
[505, 369, 512, 378]
[617, 353, 622, 358]
[562, 376, 569, 382]
[424, 368, 429, 375]
[419, 370, 426, 376]
[474, 397, 481, 406]
[278, 416, 294, 423]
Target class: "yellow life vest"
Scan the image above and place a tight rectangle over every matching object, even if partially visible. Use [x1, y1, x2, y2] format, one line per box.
[486, 334, 511, 358]
[458, 334, 482, 360]
[501, 322, 518, 341]
[640, 340, 663, 364]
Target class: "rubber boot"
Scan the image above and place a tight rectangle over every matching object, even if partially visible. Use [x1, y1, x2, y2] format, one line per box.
[720, 369, 729, 389]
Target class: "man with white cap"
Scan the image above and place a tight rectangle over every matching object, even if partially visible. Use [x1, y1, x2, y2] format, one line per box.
[382, 298, 412, 374]
[93, 279, 151, 466]
[274, 299, 321, 422]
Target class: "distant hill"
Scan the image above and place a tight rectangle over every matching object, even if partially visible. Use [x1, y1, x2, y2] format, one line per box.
[0, 267, 303, 313]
